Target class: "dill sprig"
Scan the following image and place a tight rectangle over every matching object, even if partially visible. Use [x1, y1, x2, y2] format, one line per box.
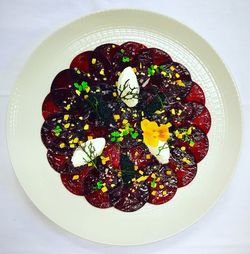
[156, 142, 169, 156]
[118, 79, 139, 101]
[79, 141, 97, 169]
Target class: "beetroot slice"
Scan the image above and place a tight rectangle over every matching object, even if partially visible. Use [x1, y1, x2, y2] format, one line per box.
[47, 149, 82, 174]
[128, 144, 157, 169]
[147, 166, 177, 205]
[168, 160, 197, 188]
[50, 69, 81, 91]
[61, 166, 92, 195]
[189, 106, 211, 134]
[185, 82, 206, 105]
[121, 41, 147, 56]
[42, 93, 60, 119]
[136, 48, 172, 66]
[70, 51, 92, 73]
[173, 125, 209, 163]
[94, 43, 119, 64]
[84, 167, 123, 208]
[114, 182, 149, 212]
[101, 143, 120, 169]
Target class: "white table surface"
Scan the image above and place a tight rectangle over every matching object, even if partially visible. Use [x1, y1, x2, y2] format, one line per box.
[1, 0, 250, 253]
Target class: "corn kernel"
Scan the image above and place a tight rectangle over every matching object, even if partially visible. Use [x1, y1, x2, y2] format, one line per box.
[170, 66, 175, 71]
[146, 154, 151, 159]
[75, 90, 81, 96]
[113, 114, 120, 121]
[88, 136, 93, 140]
[175, 73, 180, 78]
[59, 143, 65, 148]
[63, 114, 69, 121]
[72, 175, 79, 180]
[122, 119, 128, 124]
[91, 58, 96, 64]
[70, 144, 75, 148]
[160, 184, 164, 189]
[101, 186, 108, 192]
[151, 190, 157, 196]
[112, 92, 117, 97]
[64, 123, 70, 129]
[84, 124, 89, 130]
[181, 146, 186, 151]
[99, 69, 105, 76]
[171, 108, 176, 115]
[73, 137, 79, 143]
[166, 170, 172, 176]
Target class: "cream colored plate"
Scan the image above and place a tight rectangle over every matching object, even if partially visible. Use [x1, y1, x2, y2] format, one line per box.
[7, 9, 242, 245]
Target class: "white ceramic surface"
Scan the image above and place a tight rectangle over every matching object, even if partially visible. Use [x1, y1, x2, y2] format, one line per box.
[7, 9, 241, 245]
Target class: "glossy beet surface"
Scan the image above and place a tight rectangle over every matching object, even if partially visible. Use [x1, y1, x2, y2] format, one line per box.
[41, 41, 211, 212]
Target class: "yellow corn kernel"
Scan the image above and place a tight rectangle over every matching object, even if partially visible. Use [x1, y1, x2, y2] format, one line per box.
[101, 186, 108, 193]
[64, 104, 71, 110]
[59, 143, 65, 149]
[162, 191, 168, 196]
[161, 71, 167, 77]
[151, 190, 157, 196]
[70, 144, 75, 148]
[64, 123, 70, 129]
[181, 146, 186, 151]
[72, 175, 79, 180]
[182, 157, 191, 164]
[63, 114, 69, 121]
[113, 114, 120, 121]
[187, 127, 193, 135]
[91, 58, 96, 64]
[156, 177, 161, 182]
[134, 165, 139, 171]
[84, 124, 89, 130]
[170, 66, 175, 71]
[73, 137, 79, 143]
[85, 86, 90, 93]
[159, 184, 164, 189]
[175, 73, 180, 78]
[87, 136, 93, 140]
[137, 176, 148, 182]
[176, 80, 185, 87]
[99, 69, 105, 76]
[75, 90, 81, 96]
[176, 97, 181, 100]
[112, 92, 117, 97]
[151, 173, 156, 179]
[166, 170, 172, 176]
[171, 108, 176, 115]
[133, 67, 137, 73]
[146, 154, 151, 159]
[139, 170, 144, 175]
[122, 119, 128, 124]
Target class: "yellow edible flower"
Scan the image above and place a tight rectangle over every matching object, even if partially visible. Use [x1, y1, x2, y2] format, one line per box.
[141, 119, 170, 147]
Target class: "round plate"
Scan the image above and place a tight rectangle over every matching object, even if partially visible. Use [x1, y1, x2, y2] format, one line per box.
[7, 9, 242, 245]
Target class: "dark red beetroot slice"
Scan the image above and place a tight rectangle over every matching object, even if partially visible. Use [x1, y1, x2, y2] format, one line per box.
[84, 167, 123, 208]
[61, 165, 92, 195]
[121, 41, 147, 57]
[50, 69, 81, 91]
[167, 101, 204, 128]
[173, 125, 209, 163]
[41, 113, 85, 153]
[168, 161, 197, 188]
[94, 43, 119, 64]
[189, 106, 211, 134]
[147, 166, 178, 205]
[128, 144, 157, 169]
[42, 93, 60, 119]
[70, 51, 92, 73]
[42, 88, 86, 120]
[136, 48, 172, 66]
[47, 149, 83, 174]
[185, 82, 206, 105]
[114, 182, 149, 212]
[169, 147, 197, 187]
[101, 143, 120, 169]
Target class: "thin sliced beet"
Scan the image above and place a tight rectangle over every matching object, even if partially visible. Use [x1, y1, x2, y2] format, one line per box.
[94, 43, 119, 64]
[47, 149, 82, 174]
[50, 69, 81, 91]
[42, 93, 60, 119]
[84, 167, 123, 208]
[185, 82, 206, 105]
[136, 48, 172, 66]
[101, 143, 120, 169]
[114, 182, 149, 212]
[128, 144, 157, 169]
[121, 41, 147, 56]
[70, 51, 92, 73]
[189, 106, 211, 134]
[147, 166, 178, 204]
[61, 166, 92, 195]
[173, 125, 209, 163]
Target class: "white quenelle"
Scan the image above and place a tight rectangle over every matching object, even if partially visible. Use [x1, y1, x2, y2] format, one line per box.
[146, 141, 170, 164]
[117, 66, 140, 107]
[71, 138, 106, 167]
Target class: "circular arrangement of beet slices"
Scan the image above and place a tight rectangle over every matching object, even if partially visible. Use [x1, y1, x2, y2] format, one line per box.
[41, 41, 211, 212]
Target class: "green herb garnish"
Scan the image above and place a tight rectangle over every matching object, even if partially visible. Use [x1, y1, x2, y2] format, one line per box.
[96, 181, 103, 189]
[122, 56, 130, 63]
[74, 81, 89, 92]
[54, 125, 62, 136]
